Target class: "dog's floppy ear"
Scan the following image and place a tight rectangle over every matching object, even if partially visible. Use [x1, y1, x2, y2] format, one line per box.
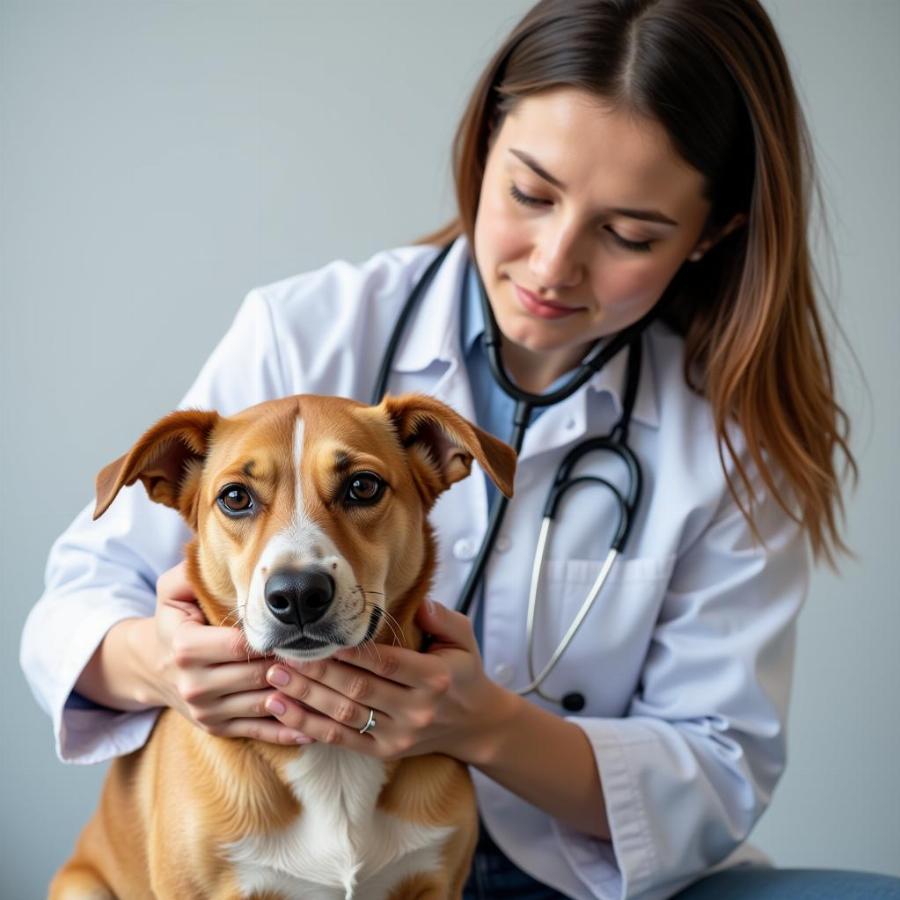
[94, 409, 220, 525]
[381, 393, 516, 505]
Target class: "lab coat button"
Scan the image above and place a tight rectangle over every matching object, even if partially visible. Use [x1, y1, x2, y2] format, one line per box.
[495, 535, 511, 553]
[453, 538, 476, 561]
[492, 662, 515, 686]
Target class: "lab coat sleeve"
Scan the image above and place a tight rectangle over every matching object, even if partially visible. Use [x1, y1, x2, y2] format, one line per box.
[553, 464, 809, 899]
[20, 289, 286, 764]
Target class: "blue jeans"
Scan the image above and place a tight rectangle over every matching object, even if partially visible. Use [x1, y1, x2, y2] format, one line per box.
[462, 824, 900, 899]
[676, 868, 900, 899]
[462, 825, 568, 899]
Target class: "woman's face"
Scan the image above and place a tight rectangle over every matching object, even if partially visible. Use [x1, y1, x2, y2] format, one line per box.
[473, 88, 715, 388]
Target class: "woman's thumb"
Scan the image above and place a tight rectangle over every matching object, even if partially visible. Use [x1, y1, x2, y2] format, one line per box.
[416, 599, 472, 648]
[157, 560, 206, 624]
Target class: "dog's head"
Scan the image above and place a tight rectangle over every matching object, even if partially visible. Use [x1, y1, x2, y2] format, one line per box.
[94, 393, 516, 660]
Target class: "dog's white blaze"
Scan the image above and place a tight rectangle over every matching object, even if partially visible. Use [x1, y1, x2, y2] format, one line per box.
[242, 416, 377, 657]
[293, 414, 306, 521]
[226, 745, 454, 899]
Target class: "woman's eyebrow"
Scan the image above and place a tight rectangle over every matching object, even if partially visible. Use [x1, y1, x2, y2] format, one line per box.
[510, 148, 567, 189]
[508, 148, 679, 226]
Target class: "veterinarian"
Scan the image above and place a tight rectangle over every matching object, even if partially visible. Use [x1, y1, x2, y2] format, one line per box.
[23, 1, 898, 898]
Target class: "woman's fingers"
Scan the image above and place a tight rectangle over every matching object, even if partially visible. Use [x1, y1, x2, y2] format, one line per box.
[265, 662, 393, 732]
[280, 657, 409, 707]
[210, 715, 314, 746]
[171, 620, 270, 665]
[181, 684, 316, 746]
[174, 658, 273, 704]
[188, 688, 272, 724]
[330, 643, 442, 688]
[264, 695, 380, 753]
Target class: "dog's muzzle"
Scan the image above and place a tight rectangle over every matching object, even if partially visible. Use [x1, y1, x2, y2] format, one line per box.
[264, 568, 335, 627]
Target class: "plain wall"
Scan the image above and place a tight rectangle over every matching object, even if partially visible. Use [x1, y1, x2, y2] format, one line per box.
[2, 1, 898, 895]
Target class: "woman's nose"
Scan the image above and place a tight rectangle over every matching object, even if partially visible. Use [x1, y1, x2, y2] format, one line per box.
[529, 228, 584, 291]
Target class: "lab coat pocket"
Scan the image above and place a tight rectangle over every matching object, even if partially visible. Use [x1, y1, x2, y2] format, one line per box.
[537, 554, 676, 715]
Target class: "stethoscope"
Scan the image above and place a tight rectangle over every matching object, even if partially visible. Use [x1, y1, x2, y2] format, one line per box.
[371, 242, 652, 712]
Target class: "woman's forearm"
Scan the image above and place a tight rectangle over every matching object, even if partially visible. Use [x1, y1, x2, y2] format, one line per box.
[463, 683, 611, 840]
[74, 617, 163, 711]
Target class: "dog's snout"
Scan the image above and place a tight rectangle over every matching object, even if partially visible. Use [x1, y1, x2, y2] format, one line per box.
[264, 569, 335, 627]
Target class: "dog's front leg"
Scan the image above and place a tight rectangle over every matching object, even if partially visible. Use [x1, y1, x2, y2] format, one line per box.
[48, 861, 117, 900]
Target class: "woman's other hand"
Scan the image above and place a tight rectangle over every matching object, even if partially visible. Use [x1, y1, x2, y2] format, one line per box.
[263, 600, 514, 762]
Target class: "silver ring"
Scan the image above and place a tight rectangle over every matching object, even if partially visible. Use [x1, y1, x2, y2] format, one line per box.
[358, 708, 376, 735]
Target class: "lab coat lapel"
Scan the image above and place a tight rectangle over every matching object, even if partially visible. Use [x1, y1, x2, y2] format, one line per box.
[386, 236, 480, 449]
[517, 388, 590, 463]
[516, 351, 625, 463]
[390, 238, 469, 380]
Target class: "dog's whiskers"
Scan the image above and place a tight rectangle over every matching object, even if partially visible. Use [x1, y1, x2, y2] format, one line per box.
[358, 597, 404, 651]
[353, 584, 386, 620]
[218, 606, 242, 630]
[380, 610, 404, 649]
[356, 636, 384, 668]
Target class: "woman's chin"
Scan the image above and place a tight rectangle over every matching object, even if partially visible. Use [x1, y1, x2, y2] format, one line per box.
[499, 313, 585, 355]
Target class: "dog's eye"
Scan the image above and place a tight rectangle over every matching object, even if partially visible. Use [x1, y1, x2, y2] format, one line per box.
[217, 484, 254, 516]
[345, 472, 385, 505]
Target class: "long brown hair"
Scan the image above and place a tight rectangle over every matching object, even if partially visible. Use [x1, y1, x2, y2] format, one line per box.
[420, 0, 856, 566]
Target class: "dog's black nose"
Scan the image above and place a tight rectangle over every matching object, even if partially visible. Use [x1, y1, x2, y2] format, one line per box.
[264, 569, 335, 627]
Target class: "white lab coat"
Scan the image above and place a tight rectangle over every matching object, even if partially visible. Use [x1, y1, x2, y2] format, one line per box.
[21, 237, 807, 899]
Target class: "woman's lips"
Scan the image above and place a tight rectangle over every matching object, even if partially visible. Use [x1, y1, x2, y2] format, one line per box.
[513, 283, 583, 320]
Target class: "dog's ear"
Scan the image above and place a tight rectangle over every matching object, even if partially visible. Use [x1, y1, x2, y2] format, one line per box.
[381, 393, 516, 505]
[94, 409, 220, 526]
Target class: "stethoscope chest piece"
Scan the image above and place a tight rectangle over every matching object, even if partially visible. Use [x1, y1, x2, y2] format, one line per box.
[562, 693, 586, 712]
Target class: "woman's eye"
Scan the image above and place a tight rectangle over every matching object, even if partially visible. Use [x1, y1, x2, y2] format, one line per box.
[511, 182, 653, 253]
[509, 183, 548, 208]
[217, 484, 254, 515]
[345, 473, 386, 505]
[607, 229, 653, 253]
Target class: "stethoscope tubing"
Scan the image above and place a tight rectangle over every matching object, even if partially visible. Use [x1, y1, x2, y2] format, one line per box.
[521, 430, 643, 703]
[524, 540, 620, 700]
[372, 242, 650, 709]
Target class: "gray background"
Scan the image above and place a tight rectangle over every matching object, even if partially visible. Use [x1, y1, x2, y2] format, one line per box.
[1, 1, 898, 896]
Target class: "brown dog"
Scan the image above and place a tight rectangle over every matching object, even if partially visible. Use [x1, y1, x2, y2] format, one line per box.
[50, 392, 516, 900]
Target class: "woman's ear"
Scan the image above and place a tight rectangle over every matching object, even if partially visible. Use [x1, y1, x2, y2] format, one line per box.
[689, 212, 748, 261]
[94, 409, 220, 527]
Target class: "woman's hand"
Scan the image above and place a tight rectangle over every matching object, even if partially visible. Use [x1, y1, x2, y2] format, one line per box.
[143, 561, 311, 745]
[263, 600, 512, 762]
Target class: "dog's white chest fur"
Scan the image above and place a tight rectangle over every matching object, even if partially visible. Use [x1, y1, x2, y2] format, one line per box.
[226, 744, 453, 899]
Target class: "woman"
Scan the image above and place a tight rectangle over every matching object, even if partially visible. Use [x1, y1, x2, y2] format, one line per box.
[23, 1, 892, 898]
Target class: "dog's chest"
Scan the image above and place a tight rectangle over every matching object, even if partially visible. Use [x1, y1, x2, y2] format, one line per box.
[226, 745, 453, 900]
